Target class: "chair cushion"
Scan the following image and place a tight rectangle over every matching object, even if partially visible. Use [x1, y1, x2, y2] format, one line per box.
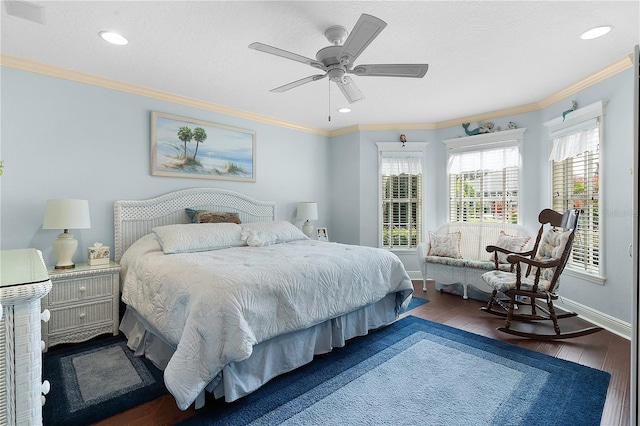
[481, 270, 552, 293]
[531, 229, 572, 283]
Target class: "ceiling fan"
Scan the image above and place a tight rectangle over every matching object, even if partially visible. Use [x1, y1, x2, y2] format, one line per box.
[249, 13, 429, 104]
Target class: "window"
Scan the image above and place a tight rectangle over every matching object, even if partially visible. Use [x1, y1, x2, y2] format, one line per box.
[377, 143, 427, 250]
[546, 101, 605, 281]
[444, 129, 526, 224]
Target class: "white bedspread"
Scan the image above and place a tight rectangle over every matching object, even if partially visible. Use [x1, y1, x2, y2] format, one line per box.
[120, 235, 413, 410]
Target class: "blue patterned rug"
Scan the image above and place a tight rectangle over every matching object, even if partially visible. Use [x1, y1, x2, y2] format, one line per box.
[42, 335, 168, 426]
[180, 315, 610, 426]
[406, 295, 428, 310]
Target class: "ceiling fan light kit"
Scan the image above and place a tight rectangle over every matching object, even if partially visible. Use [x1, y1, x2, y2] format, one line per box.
[249, 13, 429, 104]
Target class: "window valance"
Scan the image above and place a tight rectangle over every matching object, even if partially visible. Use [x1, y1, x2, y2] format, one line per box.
[448, 146, 519, 174]
[548, 118, 599, 162]
[381, 154, 422, 175]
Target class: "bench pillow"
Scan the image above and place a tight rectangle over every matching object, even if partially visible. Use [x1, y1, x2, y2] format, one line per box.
[493, 231, 531, 263]
[428, 231, 463, 259]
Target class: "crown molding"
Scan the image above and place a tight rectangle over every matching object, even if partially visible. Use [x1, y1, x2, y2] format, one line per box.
[536, 54, 633, 109]
[2, 53, 633, 138]
[0, 55, 330, 137]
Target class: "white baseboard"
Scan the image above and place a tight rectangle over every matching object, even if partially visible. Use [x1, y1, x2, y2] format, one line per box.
[405, 271, 631, 340]
[408, 270, 422, 280]
[555, 296, 631, 340]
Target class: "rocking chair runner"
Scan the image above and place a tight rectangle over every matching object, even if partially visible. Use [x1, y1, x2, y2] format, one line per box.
[480, 208, 603, 339]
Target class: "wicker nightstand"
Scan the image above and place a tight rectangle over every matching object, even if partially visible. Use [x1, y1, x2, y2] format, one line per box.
[42, 262, 121, 351]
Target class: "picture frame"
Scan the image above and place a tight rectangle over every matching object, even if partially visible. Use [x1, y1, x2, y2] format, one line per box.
[316, 227, 329, 242]
[150, 111, 256, 182]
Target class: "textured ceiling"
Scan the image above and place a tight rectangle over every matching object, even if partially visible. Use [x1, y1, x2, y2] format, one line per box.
[2, 1, 639, 132]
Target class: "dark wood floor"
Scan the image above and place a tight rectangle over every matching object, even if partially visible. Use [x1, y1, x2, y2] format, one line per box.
[94, 281, 631, 426]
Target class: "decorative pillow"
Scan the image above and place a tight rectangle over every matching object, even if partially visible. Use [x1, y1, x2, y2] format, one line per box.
[427, 231, 462, 258]
[241, 221, 309, 246]
[152, 223, 245, 254]
[185, 208, 241, 224]
[492, 231, 531, 263]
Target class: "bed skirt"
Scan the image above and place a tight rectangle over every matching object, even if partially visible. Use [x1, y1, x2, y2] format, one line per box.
[119, 292, 399, 408]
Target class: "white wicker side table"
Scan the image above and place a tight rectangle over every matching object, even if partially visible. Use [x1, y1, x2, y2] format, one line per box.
[42, 262, 120, 351]
[0, 249, 52, 425]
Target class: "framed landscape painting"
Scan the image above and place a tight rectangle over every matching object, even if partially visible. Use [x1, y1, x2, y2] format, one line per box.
[150, 111, 256, 182]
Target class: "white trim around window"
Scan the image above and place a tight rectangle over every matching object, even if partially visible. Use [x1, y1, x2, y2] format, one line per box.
[377, 142, 429, 251]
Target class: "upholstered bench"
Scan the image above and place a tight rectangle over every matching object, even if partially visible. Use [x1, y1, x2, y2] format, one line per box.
[417, 222, 534, 300]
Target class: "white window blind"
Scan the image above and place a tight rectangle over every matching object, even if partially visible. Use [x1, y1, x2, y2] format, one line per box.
[380, 153, 423, 249]
[448, 145, 520, 223]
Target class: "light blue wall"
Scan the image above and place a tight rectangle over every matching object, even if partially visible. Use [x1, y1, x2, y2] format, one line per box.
[0, 67, 331, 268]
[327, 131, 360, 245]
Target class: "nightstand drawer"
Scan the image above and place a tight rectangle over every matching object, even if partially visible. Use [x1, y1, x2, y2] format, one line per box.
[47, 299, 113, 333]
[48, 274, 114, 305]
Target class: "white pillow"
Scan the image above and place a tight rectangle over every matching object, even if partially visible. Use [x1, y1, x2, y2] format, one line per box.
[241, 221, 309, 246]
[427, 231, 463, 258]
[152, 223, 246, 254]
[492, 231, 532, 263]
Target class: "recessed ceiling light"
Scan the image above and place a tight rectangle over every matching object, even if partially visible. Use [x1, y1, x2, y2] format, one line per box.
[99, 31, 128, 45]
[338, 108, 351, 113]
[580, 25, 612, 40]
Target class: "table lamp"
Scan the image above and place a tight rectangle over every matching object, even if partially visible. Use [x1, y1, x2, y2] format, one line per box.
[297, 202, 318, 238]
[43, 199, 91, 269]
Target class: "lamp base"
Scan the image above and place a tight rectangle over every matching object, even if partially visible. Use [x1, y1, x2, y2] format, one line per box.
[54, 264, 76, 270]
[52, 231, 78, 269]
[302, 221, 314, 238]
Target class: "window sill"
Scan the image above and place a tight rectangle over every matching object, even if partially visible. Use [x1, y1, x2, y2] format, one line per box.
[563, 267, 605, 285]
[385, 248, 418, 254]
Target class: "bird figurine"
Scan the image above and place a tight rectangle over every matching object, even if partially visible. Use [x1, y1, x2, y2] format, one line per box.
[562, 100, 578, 121]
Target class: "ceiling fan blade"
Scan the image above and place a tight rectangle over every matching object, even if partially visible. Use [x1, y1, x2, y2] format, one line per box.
[336, 76, 364, 103]
[338, 14, 387, 65]
[249, 42, 326, 71]
[271, 74, 327, 93]
[348, 64, 429, 78]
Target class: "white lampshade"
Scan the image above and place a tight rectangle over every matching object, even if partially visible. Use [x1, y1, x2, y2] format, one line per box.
[296, 202, 318, 221]
[43, 199, 91, 230]
[297, 202, 318, 238]
[43, 199, 91, 269]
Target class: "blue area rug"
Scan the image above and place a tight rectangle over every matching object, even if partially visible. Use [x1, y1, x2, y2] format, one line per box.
[42, 334, 168, 426]
[180, 315, 610, 426]
[406, 295, 428, 310]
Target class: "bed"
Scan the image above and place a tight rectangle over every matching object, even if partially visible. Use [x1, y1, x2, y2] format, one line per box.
[114, 188, 414, 411]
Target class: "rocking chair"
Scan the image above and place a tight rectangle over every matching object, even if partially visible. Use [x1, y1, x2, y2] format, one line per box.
[480, 208, 603, 339]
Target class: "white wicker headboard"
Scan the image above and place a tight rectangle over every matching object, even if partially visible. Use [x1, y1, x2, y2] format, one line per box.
[114, 188, 277, 262]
